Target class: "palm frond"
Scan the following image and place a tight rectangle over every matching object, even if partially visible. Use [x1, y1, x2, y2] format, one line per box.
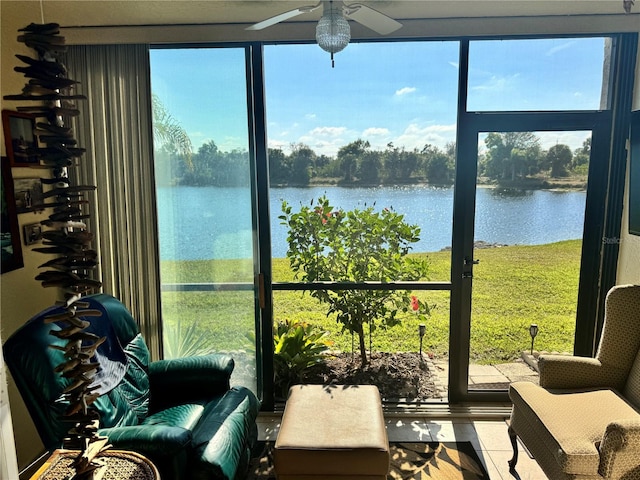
[152, 93, 194, 169]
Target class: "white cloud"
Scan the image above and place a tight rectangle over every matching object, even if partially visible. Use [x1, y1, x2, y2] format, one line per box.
[275, 123, 459, 157]
[219, 136, 247, 152]
[395, 86, 417, 96]
[267, 139, 290, 151]
[546, 41, 576, 56]
[305, 113, 317, 119]
[295, 126, 356, 156]
[362, 127, 390, 137]
[537, 131, 590, 151]
[393, 123, 457, 150]
[471, 73, 520, 92]
[298, 137, 348, 156]
[449, 61, 459, 69]
[308, 126, 348, 137]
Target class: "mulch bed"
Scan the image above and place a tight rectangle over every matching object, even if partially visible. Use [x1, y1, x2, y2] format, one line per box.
[299, 351, 440, 401]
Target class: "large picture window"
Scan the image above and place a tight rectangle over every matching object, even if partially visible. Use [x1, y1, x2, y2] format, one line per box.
[148, 34, 625, 404]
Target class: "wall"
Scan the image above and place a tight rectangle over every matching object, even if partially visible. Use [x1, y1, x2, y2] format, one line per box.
[617, 40, 640, 285]
[1, 0, 639, 473]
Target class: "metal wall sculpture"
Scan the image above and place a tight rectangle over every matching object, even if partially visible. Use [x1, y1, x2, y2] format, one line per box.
[3, 23, 109, 479]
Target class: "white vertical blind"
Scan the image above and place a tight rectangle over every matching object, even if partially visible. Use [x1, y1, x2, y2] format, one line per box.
[65, 44, 163, 359]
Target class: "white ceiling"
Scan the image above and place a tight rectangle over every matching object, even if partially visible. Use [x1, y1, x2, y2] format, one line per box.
[2, 1, 638, 45]
[24, 1, 640, 27]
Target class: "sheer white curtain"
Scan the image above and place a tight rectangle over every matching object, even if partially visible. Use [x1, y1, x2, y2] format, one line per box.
[65, 44, 162, 359]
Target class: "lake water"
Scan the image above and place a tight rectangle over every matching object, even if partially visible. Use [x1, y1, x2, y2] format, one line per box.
[156, 185, 586, 260]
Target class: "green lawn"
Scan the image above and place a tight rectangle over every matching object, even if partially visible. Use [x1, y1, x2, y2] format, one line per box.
[160, 239, 580, 364]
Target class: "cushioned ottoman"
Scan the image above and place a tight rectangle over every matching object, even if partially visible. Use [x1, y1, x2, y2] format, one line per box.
[274, 384, 389, 480]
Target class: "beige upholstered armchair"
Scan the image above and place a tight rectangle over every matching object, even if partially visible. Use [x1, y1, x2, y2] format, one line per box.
[508, 284, 640, 480]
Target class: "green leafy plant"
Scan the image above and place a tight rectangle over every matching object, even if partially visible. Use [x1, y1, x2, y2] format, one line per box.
[280, 195, 430, 366]
[273, 319, 332, 397]
[163, 319, 213, 359]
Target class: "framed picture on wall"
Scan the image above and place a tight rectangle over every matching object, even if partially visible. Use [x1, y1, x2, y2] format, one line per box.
[23, 222, 42, 245]
[2, 109, 39, 167]
[12, 177, 44, 214]
[630, 110, 640, 236]
[1, 157, 24, 273]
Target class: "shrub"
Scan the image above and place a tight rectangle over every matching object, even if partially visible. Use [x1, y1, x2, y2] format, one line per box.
[280, 195, 430, 366]
[273, 319, 332, 397]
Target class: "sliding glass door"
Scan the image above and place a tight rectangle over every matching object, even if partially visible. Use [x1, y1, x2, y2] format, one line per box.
[150, 47, 261, 393]
[468, 129, 593, 392]
[450, 37, 613, 400]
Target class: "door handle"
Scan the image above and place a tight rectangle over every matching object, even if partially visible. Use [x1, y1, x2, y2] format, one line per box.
[463, 257, 478, 279]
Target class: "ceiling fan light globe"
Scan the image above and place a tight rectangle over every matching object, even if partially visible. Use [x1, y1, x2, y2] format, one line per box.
[316, 13, 351, 54]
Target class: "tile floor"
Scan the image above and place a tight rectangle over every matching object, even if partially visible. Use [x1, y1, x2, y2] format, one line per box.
[256, 413, 549, 480]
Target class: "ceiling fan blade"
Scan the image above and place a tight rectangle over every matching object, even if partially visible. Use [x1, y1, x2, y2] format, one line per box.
[246, 3, 321, 31]
[344, 3, 402, 35]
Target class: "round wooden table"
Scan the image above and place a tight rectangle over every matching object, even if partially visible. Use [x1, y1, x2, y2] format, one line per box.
[31, 449, 160, 480]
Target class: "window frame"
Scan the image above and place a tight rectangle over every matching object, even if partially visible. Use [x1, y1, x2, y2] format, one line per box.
[149, 32, 637, 408]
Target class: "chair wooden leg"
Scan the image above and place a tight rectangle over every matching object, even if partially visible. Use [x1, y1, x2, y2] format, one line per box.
[508, 425, 519, 470]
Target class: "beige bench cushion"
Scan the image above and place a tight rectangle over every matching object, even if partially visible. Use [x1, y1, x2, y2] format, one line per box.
[510, 381, 640, 476]
[274, 385, 389, 477]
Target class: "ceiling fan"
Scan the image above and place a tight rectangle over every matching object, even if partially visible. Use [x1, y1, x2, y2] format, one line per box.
[246, 1, 403, 66]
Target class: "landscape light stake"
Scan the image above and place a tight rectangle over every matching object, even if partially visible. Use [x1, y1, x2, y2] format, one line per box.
[529, 324, 539, 356]
[419, 324, 426, 358]
[369, 326, 372, 361]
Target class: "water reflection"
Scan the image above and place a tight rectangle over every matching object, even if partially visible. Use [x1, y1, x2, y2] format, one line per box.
[490, 187, 533, 198]
[157, 185, 587, 260]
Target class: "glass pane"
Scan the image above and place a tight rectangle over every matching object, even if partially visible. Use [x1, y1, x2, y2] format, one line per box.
[150, 48, 257, 393]
[265, 41, 458, 402]
[468, 37, 606, 111]
[264, 41, 459, 282]
[468, 130, 591, 391]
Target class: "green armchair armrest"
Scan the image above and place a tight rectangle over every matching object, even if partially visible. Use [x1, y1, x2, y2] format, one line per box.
[148, 354, 234, 411]
[101, 424, 192, 480]
[100, 424, 192, 455]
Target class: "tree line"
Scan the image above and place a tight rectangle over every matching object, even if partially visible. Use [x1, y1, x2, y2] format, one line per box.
[153, 133, 591, 188]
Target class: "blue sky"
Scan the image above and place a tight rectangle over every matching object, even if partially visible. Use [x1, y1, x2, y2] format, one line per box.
[150, 36, 604, 157]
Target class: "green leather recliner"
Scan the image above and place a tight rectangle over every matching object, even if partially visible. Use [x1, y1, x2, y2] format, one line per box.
[3, 293, 261, 480]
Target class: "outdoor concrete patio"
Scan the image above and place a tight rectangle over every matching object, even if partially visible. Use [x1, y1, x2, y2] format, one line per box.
[429, 353, 540, 397]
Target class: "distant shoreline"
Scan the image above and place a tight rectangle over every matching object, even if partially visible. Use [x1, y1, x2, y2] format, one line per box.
[296, 176, 588, 192]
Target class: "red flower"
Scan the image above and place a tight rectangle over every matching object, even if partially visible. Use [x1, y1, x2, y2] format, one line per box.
[410, 295, 419, 311]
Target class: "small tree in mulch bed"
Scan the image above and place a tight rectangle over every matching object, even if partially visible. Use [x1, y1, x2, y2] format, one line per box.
[280, 195, 430, 367]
